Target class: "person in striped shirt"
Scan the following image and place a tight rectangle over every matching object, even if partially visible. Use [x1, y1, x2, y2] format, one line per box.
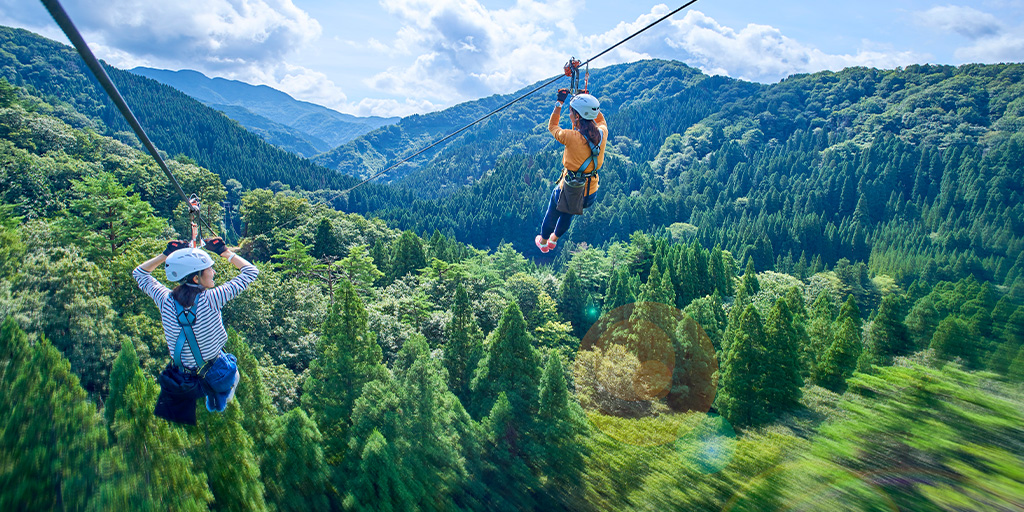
[133, 237, 258, 412]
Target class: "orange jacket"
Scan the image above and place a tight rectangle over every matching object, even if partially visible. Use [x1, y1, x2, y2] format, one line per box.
[549, 105, 607, 194]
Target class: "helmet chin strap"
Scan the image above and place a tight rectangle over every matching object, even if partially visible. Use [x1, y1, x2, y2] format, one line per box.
[185, 282, 205, 289]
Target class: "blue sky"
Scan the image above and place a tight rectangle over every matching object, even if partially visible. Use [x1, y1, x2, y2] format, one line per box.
[2, 1, 1022, 117]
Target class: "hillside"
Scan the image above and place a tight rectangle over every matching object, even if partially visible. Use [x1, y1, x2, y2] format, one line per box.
[326, 61, 1024, 293]
[0, 26, 361, 194]
[1, 70, 1023, 511]
[130, 67, 399, 156]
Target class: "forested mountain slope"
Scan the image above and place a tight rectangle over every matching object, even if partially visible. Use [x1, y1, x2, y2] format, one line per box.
[336, 62, 1024, 293]
[1, 20, 1023, 509]
[0, 27, 363, 194]
[131, 67, 398, 156]
[2, 72, 1023, 510]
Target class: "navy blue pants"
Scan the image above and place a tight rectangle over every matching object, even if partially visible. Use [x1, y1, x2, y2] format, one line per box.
[540, 186, 598, 239]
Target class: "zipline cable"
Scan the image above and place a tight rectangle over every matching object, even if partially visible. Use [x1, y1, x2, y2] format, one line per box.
[318, 0, 700, 201]
[40, 0, 217, 237]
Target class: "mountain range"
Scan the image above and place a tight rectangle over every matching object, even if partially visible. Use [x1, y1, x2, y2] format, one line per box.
[130, 67, 398, 157]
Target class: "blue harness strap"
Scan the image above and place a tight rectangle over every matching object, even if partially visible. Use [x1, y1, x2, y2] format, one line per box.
[173, 301, 205, 372]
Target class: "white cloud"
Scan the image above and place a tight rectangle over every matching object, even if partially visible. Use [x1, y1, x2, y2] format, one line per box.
[954, 33, 1024, 62]
[912, 5, 1024, 63]
[915, 5, 1002, 39]
[574, 8, 924, 83]
[361, 2, 925, 112]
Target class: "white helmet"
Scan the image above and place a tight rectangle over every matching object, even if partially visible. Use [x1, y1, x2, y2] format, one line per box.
[569, 93, 600, 120]
[165, 248, 214, 282]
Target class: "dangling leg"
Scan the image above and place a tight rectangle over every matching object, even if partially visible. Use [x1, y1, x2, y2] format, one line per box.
[537, 187, 562, 252]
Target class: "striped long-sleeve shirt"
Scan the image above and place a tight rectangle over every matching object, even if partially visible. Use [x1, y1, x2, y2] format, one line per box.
[133, 264, 259, 368]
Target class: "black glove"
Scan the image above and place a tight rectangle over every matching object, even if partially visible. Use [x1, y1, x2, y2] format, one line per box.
[164, 240, 188, 256]
[557, 88, 569, 103]
[204, 237, 228, 256]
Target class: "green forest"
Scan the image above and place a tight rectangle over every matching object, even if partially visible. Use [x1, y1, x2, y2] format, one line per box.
[1, 26, 1024, 511]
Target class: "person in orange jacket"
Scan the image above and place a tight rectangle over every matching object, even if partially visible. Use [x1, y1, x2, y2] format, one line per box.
[535, 88, 608, 253]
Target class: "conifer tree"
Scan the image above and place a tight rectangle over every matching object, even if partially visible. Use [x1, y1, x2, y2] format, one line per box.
[262, 408, 331, 512]
[866, 294, 912, 363]
[814, 317, 862, 392]
[396, 336, 467, 510]
[471, 301, 542, 426]
[105, 338, 140, 431]
[557, 266, 588, 337]
[989, 307, 1024, 374]
[603, 266, 634, 312]
[95, 363, 211, 510]
[638, 260, 674, 306]
[0, 317, 27, 397]
[783, 287, 813, 375]
[838, 294, 862, 326]
[272, 237, 318, 279]
[535, 351, 587, 510]
[762, 299, 804, 413]
[303, 277, 387, 465]
[742, 260, 760, 297]
[0, 336, 107, 511]
[481, 393, 538, 511]
[389, 229, 427, 281]
[1008, 345, 1024, 382]
[716, 305, 769, 427]
[444, 283, 484, 405]
[344, 430, 414, 512]
[195, 404, 268, 512]
[312, 217, 340, 258]
[930, 316, 978, 367]
[225, 329, 276, 462]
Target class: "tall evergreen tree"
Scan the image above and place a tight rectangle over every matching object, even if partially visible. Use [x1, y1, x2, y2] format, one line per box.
[344, 430, 414, 512]
[105, 338, 140, 431]
[603, 266, 635, 312]
[225, 330, 276, 464]
[865, 294, 912, 364]
[837, 294, 862, 326]
[814, 317, 862, 392]
[311, 217, 340, 259]
[195, 404, 268, 512]
[762, 299, 804, 413]
[389, 230, 427, 281]
[443, 284, 484, 406]
[638, 260, 674, 306]
[262, 408, 331, 512]
[930, 316, 978, 368]
[480, 393, 539, 511]
[395, 336, 466, 511]
[716, 305, 769, 427]
[302, 277, 387, 465]
[470, 301, 542, 426]
[1, 335, 107, 511]
[557, 266, 588, 338]
[95, 363, 212, 510]
[535, 351, 587, 510]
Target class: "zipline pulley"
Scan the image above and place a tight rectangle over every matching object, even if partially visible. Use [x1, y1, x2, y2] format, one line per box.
[563, 57, 589, 95]
[188, 194, 205, 248]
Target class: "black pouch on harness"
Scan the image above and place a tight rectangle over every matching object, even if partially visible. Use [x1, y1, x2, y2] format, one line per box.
[556, 170, 591, 215]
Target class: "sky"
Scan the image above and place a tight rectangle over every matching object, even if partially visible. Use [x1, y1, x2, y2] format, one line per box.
[2, 1, 1023, 117]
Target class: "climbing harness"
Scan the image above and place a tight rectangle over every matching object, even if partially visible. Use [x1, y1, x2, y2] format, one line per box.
[173, 301, 209, 376]
[41, 0, 218, 240]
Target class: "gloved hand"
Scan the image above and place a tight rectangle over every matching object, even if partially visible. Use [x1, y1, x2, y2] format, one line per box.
[164, 240, 188, 256]
[557, 88, 569, 103]
[204, 237, 228, 256]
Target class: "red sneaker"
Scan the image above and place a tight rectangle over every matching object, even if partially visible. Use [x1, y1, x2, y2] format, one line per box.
[535, 235, 550, 253]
